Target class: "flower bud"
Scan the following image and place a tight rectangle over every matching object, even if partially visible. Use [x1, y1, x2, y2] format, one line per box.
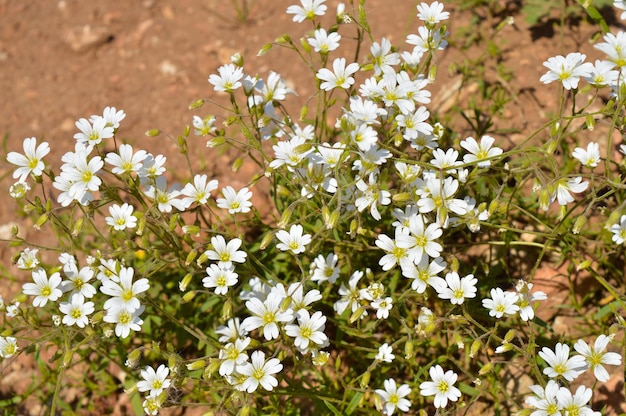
[145, 129, 161, 137]
[179, 273, 193, 292]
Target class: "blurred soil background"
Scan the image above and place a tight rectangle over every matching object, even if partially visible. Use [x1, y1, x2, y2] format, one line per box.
[0, 0, 624, 414]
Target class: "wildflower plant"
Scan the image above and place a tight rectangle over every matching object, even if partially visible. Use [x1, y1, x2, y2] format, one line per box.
[1, 0, 626, 415]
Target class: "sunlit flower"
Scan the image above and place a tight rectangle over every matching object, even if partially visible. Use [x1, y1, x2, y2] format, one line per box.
[540, 52, 593, 90]
[376, 343, 395, 363]
[74, 117, 114, 146]
[59, 293, 94, 328]
[7, 137, 50, 182]
[317, 58, 360, 91]
[241, 291, 293, 340]
[286, 0, 327, 22]
[310, 253, 340, 284]
[101, 266, 150, 312]
[460, 135, 503, 168]
[572, 142, 600, 168]
[16, 247, 39, 270]
[308, 28, 341, 53]
[237, 350, 283, 392]
[0, 336, 18, 358]
[285, 310, 328, 353]
[610, 214, 626, 245]
[137, 364, 171, 396]
[23, 267, 63, 307]
[419, 365, 462, 408]
[436, 272, 477, 305]
[376, 378, 412, 415]
[206, 236, 247, 269]
[417, 1, 449, 27]
[482, 287, 519, 318]
[203, 264, 238, 295]
[219, 337, 250, 376]
[105, 203, 137, 231]
[538, 343, 587, 382]
[105, 144, 147, 175]
[573, 335, 622, 382]
[209, 63, 244, 92]
[216, 186, 253, 214]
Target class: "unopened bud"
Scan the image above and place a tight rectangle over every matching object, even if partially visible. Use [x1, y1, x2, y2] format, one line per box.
[145, 129, 161, 137]
[179, 273, 193, 291]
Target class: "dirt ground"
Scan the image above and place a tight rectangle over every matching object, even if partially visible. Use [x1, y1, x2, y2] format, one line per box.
[0, 0, 625, 414]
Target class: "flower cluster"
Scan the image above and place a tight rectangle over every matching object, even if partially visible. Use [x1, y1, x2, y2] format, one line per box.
[2, 1, 625, 415]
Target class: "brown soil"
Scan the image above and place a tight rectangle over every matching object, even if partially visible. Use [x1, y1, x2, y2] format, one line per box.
[0, 0, 624, 415]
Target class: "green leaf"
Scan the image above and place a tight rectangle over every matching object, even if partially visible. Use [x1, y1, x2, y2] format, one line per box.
[323, 400, 342, 416]
[346, 391, 363, 415]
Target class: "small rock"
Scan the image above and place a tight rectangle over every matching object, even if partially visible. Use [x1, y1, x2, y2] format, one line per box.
[63, 25, 113, 53]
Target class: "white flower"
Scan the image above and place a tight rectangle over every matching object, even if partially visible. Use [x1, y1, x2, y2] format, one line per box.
[103, 304, 145, 338]
[372, 296, 393, 319]
[376, 343, 395, 363]
[105, 144, 147, 175]
[286, 0, 327, 22]
[370, 37, 400, 76]
[538, 343, 587, 381]
[105, 203, 137, 231]
[540, 52, 593, 90]
[556, 385, 598, 416]
[316, 58, 360, 91]
[0, 336, 18, 358]
[419, 365, 462, 408]
[74, 117, 114, 146]
[192, 115, 216, 136]
[60, 264, 97, 298]
[395, 215, 443, 264]
[584, 59, 619, 88]
[203, 264, 238, 295]
[219, 337, 250, 376]
[594, 31, 626, 68]
[401, 256, 446, 294]
[573, 335, 622, 382]
[206, 236, 247, 269]
[7, 137, 50, 182]
[180, 174, 218, 208]
[22, 267, 63, 307]
[460, 135, 503, 168]
[59, 293, 94, 328]
[137, 364, 171, 396]
[515, 280, 547, 321]
[354, 174, 391, 221]
[142, 392, 163, 416]
[436, 272, 477, 305]
[396, 106, 432, 140]
[100, 266, 150, 312]
[138, 153, 167, 179]
[9, 181, 30, 198]
[209, 63, 244, 92]
[276, 224, 312, 254]
[310, 253, 340, 284]
[375, 378, 412, 415]
[216, 318, 248, 343]
[375, 229, 413, 271]
[285, 310, 328, 353]
[482, 287, 519, 318]
[610, 214, 626, 245]
[417, 1, 449, 26]
[525, 380, 560, 415]
[241, 292, 294, 340]
[16, 247, 39, 270]
[216, 186, 253, 214]
[572, 142, 600, 168]
[308, 28, 341, 53]
[143, 176, 185, 213]
[334, 270, 363, 315]
[92, 106, 126, 129]
[553, 177, 588, 206]
[237, 350, 283, 392]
